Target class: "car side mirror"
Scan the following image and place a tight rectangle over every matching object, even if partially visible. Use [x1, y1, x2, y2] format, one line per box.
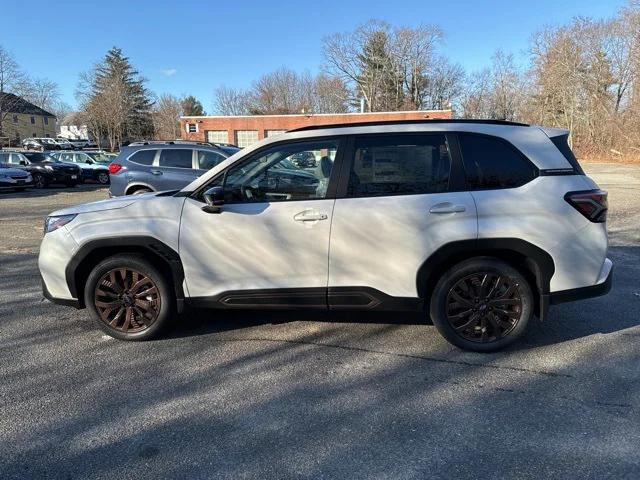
[20, 160, 27, 166]
[86, 159, 93, 164]
[202, 186, 224, 214]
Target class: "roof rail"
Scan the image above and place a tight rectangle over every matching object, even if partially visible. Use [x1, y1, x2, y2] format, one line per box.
[288, 118, 529, 132]
[127, 140, 215, 147]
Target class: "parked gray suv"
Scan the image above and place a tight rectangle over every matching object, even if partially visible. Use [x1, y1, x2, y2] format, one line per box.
[108, 141, 239, 196]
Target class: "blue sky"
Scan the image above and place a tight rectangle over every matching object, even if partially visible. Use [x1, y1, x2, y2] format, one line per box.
[0, 0, 626, 111]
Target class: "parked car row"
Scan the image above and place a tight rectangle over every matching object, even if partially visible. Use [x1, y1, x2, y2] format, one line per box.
[21, 137, 97, 151]
[0, 150, 115, 191]
[108, 141, 240, 196]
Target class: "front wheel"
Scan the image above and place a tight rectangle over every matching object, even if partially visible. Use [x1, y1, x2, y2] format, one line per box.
[430, 258, 533, 352]
[84, 254, 174, 340]
[33, 173, 47, 189]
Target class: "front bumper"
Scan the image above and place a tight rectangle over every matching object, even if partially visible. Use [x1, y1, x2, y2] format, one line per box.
[42, 277, 81, 308]
[0, 177, 33, 188]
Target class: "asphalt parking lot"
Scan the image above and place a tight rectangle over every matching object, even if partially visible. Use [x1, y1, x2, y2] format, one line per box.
[1, 165, 639, 480]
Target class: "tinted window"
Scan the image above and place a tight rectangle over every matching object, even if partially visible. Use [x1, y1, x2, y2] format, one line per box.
[347, 134, 450, 197]
[222, 140, 338, 203]
[197, 150, 225, 170]
[0, 153, 8, 163]
[159, 149, 192, 169]
[128, 149, 157, 166]
[459, 134, 536, 190]
[550, 134, 584, 175]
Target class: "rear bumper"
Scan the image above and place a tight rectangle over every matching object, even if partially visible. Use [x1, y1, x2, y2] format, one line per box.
[549, 258, 613, 305]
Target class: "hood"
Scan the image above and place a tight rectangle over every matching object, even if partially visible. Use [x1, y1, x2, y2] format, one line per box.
[49, 190, 165, 216]
[0, 166, 29, 177]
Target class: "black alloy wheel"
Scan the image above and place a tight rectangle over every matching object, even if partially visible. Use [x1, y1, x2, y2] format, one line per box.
[94, 268, 162, 334]
[445, 272, 522, 343]
[97, 172, 110, 184]
[430, 258, 533, 352]
[85, 254, 174, 340]
[33, 173, 46, 189]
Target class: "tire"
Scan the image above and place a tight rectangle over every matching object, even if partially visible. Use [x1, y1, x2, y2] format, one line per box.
[33, 173, 47, 189]
[84, 254, 174, 340]
[97, 172, 110, 185]
[132, 187, 153, 195]
[429, 257, 533, 352]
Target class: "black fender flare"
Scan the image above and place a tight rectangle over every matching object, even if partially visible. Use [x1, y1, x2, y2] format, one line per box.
[65, 236, 185, 311]
[416, 238, 555, 301]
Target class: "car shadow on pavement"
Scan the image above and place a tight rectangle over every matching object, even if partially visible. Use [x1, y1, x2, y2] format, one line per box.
[166, 245, 640, 349]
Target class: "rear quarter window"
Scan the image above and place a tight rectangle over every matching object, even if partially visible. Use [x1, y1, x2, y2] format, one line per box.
[458, 134, 537, 190]
[128, 149, 157, 166]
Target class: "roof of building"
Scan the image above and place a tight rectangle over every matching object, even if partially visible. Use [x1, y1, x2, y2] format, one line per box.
[0, 92, 56, 117]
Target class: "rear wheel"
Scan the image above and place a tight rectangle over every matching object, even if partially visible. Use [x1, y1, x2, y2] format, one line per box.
[84, 254, 174, 340]
[97, 172, 110, 184]
[131, 187, 153, 195]
[430, 258, 533, 352]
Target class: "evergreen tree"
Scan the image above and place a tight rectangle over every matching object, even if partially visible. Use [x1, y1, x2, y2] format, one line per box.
[181, 95, 205, 116]
[89, 47, 153, 148]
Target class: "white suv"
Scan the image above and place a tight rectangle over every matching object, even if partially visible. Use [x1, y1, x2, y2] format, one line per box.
[38, 120, 612, 351]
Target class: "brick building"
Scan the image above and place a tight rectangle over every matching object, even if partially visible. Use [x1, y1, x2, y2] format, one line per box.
[180, 109, 452, 148]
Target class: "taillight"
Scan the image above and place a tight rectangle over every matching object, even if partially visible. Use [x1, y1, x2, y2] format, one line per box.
[108, 163, 122, 174]
[564, 189, 608, 222]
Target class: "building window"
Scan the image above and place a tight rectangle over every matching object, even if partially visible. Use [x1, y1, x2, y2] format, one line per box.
[30, 116, 35, 124]
[265, 130, 286, 137]
[44, 117, 49, 125]
[12, 115, 18, 123]
[186, 123, 198, 133]
[235, 130, 259, 148]
[206, 130, 229, 144]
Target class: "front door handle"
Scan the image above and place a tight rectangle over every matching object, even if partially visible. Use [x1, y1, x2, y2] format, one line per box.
[429, 202, 466, 214]
[294, 210, 328, 222]
[150, 169, 163, 175]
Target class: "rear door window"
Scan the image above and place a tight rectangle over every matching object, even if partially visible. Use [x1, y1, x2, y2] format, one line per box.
[347, 134, 451, 197]
[458, 134, 537, 190]
[196, 150, 226, 170]
[128, 149, 157, 166]
[158, 149, 193, 169]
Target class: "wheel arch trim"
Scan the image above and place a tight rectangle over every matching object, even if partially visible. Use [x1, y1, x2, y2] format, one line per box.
[416, 238, 555, 305]
[65, 236, 185, 310]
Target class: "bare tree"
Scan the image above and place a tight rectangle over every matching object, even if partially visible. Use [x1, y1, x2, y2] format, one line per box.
[312, 74, 350, 113]
[423, 58, 465, 111]
[23, 78, 60, 113]
[152, 94, 183, 139]
[322, 20, 445, 112]
[0, 46, 30, 141]
[212, 85, 251, 115]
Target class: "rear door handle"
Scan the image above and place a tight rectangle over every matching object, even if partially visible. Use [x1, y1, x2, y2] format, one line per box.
[429, 202, 466, 214]
[150, 169, 163, 175]
[294, 210, 328, 222]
